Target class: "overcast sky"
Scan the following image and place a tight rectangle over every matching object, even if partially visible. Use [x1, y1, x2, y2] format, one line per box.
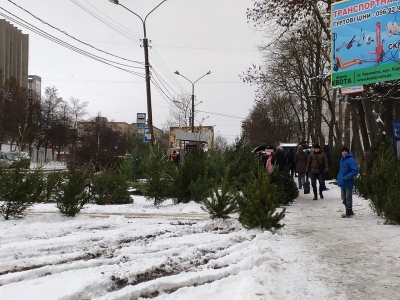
[1, 0, 263, 143]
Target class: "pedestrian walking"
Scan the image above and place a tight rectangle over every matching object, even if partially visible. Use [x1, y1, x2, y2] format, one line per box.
[271, 146, 287, 171]
[286, 148, 296, 177]
[337, 146, 359, 218]
[306, 144, 329, 200]
[294, 145, 308, 189]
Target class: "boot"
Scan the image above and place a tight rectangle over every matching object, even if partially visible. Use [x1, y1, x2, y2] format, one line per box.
[319, 191, 324, 199]
[341, 207, 353, 218]
[312, 187, 318, 200]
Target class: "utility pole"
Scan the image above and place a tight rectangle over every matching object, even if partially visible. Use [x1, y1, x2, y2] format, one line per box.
[143, 36, 153, 144]
[109, 0, 168, 145]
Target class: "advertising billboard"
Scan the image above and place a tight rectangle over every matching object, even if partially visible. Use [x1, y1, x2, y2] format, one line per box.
[169, 126, 214, 149]
[331, 0, 400, 88]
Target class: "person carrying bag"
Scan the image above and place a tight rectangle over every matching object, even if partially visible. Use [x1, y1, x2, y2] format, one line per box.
[306, 144, 329, 200]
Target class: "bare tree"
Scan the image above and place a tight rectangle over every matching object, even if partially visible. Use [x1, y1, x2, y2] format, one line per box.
[165, 92, 198, 128]
[213, 133, 229, 151]
[1, 77, 30, 151]
[69, 97, 88, 161]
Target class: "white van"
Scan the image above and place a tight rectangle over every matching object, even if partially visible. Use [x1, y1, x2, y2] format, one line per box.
[279, 143, 298, 153]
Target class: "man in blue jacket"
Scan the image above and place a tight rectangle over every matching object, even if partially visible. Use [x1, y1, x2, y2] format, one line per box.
[337, 146, 359, 218]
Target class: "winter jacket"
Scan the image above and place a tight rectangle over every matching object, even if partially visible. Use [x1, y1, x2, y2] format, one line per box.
[271, 148, 287, 171]
[306, 150, 329, 174]
[286, 149, 295, 168]
[294, 146, 308, 173]
[337, 151, 359, 189]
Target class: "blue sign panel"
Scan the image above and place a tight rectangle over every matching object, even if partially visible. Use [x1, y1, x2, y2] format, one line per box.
[144, 127, 149, 142]
[137, 113, 146, 128]
[392, 121, 400, 157]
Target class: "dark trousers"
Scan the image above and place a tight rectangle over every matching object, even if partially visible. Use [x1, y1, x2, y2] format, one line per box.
[289, 166, 295, 178]
[310, 173, 324, 196]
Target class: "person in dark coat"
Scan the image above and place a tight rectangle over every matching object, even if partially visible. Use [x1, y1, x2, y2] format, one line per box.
[306, 144, 329, 200]
[261, 151, 268, 168]
[271, 146, 287, 171]
[286, 148, 295, 178]
[337, 146, 359, 218]
[322, 144, 331, 190]
[294, 145, 308, 189]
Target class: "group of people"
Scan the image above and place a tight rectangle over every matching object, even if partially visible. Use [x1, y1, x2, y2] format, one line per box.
[261, 143, 359, 218]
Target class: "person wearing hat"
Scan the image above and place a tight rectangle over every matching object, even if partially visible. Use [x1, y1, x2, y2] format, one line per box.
[337, 146, 359, 218]
[306, 143, 329, 200]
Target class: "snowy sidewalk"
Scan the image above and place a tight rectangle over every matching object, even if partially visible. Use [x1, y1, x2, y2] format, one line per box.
[281, 181, 400, 299]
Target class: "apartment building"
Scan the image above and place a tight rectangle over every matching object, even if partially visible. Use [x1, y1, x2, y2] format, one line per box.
[0, 19, 29, 89]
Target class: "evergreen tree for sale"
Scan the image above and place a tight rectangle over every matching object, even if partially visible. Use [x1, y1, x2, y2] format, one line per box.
[41, 171, 64, 203]
[269, 166, 298, 205]
[167, 162, 191, 204]
[55, 169, 90, 217]
[0, 166, 43, 220]
[201, 167, 238, 219]
[189, 171, 213, 203]
[142, 143, 172, 205]
[92, 168, 130, 205]
[238, 171, 285, 230]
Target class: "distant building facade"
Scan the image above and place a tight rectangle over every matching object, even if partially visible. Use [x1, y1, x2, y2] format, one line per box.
[0, 19, 29, 89]
[28, 75, 41, 105]
[77, 118, 163, 144]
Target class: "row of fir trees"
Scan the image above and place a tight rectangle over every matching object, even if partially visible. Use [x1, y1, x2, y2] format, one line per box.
[0, 137, 299, 230]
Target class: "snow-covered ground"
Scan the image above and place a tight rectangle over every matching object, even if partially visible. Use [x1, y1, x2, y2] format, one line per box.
[1, 180, 399, 300]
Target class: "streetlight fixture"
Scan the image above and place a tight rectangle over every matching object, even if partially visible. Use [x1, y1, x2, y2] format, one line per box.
[174, 70, 211, 132]
[109, 0, 168, 144]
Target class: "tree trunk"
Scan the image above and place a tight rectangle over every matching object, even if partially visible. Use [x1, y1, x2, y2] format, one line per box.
[363, 98, 379, 144]
[338, 96, 344, 145]
[344, 100, 351, 147]
[351, 101, 363, 162]
[357, 97, 370, 151]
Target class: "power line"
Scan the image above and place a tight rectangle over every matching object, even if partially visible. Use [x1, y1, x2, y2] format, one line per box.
[151, 68, 179, 100]
[70, 0, 142, 44]
[151, 78, 175, 108]
[151, 43, 188, 92]
[197, 110, 245, 119]
[67, 0, 190, 107]
[7, 0, 145, 65]
[0, 10, 145, 77]
[67, 1, 189, 101]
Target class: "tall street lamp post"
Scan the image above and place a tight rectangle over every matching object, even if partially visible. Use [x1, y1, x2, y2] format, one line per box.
[109, 0, 168, 145]
[174, 71, 210, 132]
